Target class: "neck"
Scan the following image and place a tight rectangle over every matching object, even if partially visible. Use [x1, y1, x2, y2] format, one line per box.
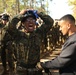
[68, 26, 76, 36]
[69, 32, 76, 36]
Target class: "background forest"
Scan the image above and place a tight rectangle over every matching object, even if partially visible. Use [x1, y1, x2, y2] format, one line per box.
[0, 0, 76, 18]
[0, 0, 52, 17]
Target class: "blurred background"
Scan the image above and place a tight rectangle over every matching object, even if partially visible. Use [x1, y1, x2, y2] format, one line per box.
[0, 0, 76, 19]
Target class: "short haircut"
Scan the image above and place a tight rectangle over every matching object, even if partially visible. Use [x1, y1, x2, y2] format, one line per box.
[59, 14, 75, 24]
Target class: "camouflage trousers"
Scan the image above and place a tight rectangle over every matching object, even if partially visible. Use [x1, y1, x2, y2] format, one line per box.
[16, 66, 43, 75]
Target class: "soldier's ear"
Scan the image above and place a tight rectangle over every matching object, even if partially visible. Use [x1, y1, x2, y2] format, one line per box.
[67, 26, 69, 29]
[67, 24, 71, 29]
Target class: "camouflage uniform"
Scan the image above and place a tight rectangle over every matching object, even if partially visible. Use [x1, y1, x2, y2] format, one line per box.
[8, 13, 54, 75]
[0, 21, 15, 75]
[0, 22, 8, 69]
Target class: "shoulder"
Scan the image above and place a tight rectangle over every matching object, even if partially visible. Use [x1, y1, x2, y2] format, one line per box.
[69, 33, 76, 43]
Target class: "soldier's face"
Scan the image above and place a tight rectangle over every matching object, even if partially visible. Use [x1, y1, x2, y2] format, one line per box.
[59, 20, 69, 35]
[22, 17, 36, 33]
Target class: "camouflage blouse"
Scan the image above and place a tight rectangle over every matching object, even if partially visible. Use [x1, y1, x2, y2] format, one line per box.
[7, 13, 54, 67]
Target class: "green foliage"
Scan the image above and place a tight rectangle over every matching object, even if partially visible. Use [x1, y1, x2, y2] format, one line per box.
[0, 0, 52, 17]
[67, 0, 76, 18]
[68, 0, 76, 5]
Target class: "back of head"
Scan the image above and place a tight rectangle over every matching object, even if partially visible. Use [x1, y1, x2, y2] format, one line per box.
[59, 14, 75, 25]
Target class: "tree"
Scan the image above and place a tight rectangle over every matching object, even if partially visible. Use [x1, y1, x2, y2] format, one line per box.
[0, 0, 53, 17]
[68, 0, 76, 18]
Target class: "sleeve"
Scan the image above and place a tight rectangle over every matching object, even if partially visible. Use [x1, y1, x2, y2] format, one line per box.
[40, 42, 76, 69]
[36, 12, 54, 34]
[8, 14, 23, 30]
[7, 14, 23, 38]
[1, 31, 12, 52]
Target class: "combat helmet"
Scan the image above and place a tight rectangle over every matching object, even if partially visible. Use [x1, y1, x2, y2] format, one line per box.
[21, 10, 38, 22]
[1, 14, 10, 21]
